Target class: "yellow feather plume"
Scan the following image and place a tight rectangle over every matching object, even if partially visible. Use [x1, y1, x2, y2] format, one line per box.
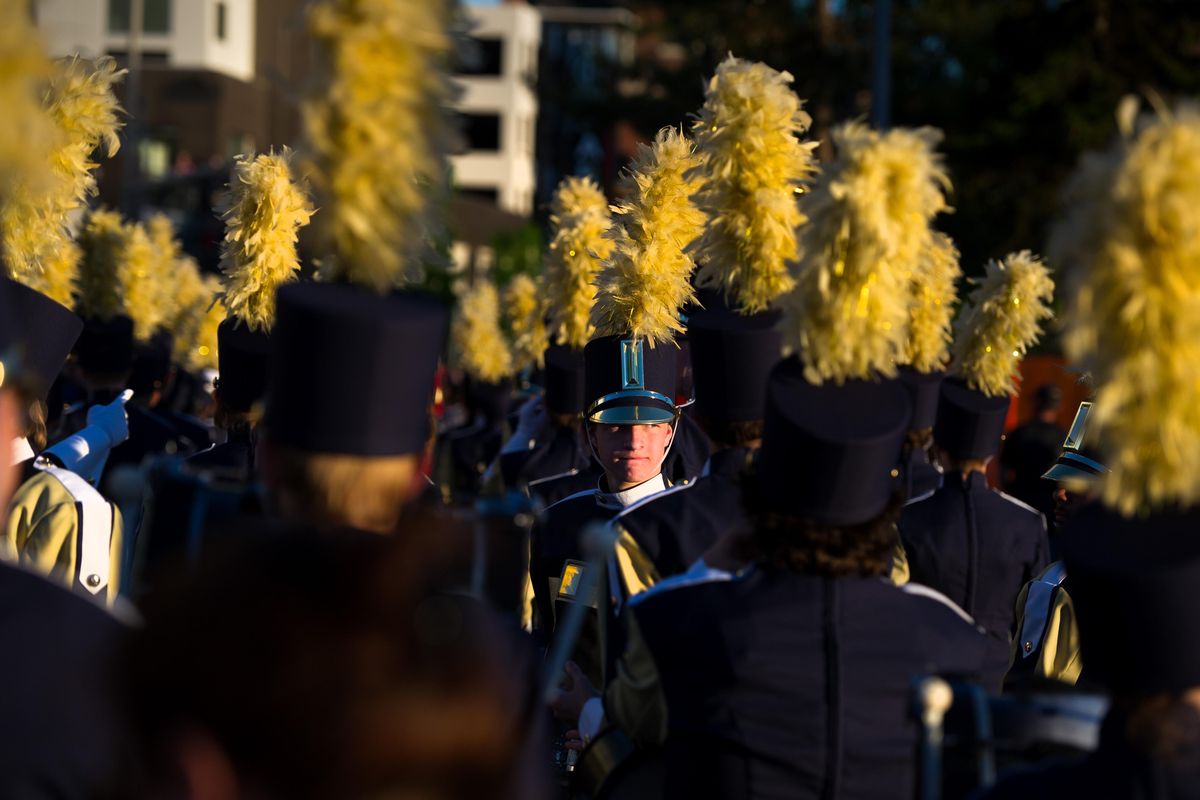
[0, 1, 53, 203]
[904, 231, 962, 373]
[123, 219, 169, 342]
[218, 148, 314, 331]
[76, 209, 127, 320]
[1049, 103, 1200, 515]
[452, 280, 514, 383]
[544, 176, 614, 349]
[504, 273, 548, 372]
[168, 260, 223, 372]
[2, 56, 124, 300]
[689, 54, 818, 313]
[782, 122, 952, 384]
[301, 0, 455, 292]
[592, 127, 705, 346]
[952, 251, 1053, 398]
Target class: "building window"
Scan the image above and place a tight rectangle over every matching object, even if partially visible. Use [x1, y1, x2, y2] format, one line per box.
[109, 0, 172, 34]
[462, 114, 501, 152]
[215, 1, 227, 41]
[460, 38, 503, 76]
[458, 188, 499, 205]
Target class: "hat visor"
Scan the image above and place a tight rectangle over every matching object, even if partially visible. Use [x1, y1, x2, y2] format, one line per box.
[1041, 462, 1096, 484]
[589, 405, 677, 425]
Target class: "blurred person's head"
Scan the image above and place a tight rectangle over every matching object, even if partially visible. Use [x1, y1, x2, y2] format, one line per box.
[123, 518, 543, 800]
[75, 315, 135, 396]
[932, 377, 1008, 475]
[260, 283, 448, 533]
[1034, 383, 1062, 421]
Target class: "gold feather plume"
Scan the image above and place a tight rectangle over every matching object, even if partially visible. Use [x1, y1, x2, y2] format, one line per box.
[301, 0, 455, 292]
[1049, 103, 1200, 515]
[544, 176, 614, 349]
[3, 56, 124, 302]
[592, 127, 705, 346]
[951, 251, 1053, 398]
[904, 231, 962, 373]
[504, 273, 548, 372]
[0, 2, 54, 281]
[783, 122, 952, 384]
[123, 219, 169, 342]
[75, 209, 127, 320]
[218, 148, 314, 331]
[689, 54, 818, 313]
[167, 259, 223, 372]
[452, 280, 513, 383]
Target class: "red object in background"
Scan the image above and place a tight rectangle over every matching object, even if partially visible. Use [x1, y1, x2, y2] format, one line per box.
[420, 364, 447, 478]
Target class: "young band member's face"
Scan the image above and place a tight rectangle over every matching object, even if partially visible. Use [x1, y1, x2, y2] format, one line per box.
[590, 422, 673, 490]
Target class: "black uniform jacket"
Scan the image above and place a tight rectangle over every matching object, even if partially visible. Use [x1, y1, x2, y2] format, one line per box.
[613, 446, 752, 579]
[629, 567, 1007, 800]
[0, 562, 131, 798]
[899, 471, 1050, 637]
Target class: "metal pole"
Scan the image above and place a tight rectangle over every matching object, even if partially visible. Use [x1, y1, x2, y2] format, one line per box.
[871, 0, 892, 130]
[121, 0, 144, 217]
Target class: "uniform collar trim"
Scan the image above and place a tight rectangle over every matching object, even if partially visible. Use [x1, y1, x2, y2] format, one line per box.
[596, 473, 667, 509]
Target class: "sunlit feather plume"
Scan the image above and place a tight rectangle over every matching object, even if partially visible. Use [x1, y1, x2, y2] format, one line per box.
[218, 149, 314, 331]
[167, 259, 222, 372]
[301, 0, 455, 291]
[1049, 103, 1200, 515]
[504, 273, 548, 372]
[452, 280, 513, 383]
[123, 219, 169, 342]
[952, 251, 1053, 398]
[904, 231, 961, 373]
[782, 122, 952, 384]
[3, 56, 124, 298]
[689, 54, 818, 313]
[544, 176, 613, 349]
[592, 127, 705, 346]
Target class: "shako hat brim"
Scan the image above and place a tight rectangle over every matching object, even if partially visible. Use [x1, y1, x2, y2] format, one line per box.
[266, 282, 449, 456]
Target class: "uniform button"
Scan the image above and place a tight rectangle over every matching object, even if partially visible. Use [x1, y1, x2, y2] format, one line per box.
[1023, 641, 1033, 653]
[86, 574, 102, 588]
[890, 468, 899, 478]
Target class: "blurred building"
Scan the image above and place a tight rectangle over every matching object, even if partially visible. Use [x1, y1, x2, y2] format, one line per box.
[453, 2, 542, 217]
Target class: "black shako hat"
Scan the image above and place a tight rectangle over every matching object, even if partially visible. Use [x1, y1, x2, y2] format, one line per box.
[583, 334, 679, 425]
[898, 367, 945, 432]
[5, 277, 83, 399]
[75, 315, 135, 377]
[688, 308, 781, 424]
[758, 357, 910, 526]
[217, 318, 272, 414]
[265, 282, 449, 456]
[1061, 504, 1200, 695]
[543, 343, 585, 416]
[933, 376, 1009, 461]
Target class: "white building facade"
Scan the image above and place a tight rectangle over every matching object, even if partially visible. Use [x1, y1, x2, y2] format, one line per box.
[452, 3, 540, 217]
[33, 0, 256, 82]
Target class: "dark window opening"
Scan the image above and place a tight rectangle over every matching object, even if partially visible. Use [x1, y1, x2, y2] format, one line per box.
[105, 49, 171, 67]
[458, 188, 499, 205]
[460, 37, 503, 76]
[215, 2, 227, 41]
[108, 0, 172, 34]
[461, 113, 501, 152]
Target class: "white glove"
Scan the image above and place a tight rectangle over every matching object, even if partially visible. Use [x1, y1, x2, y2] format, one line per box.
[86, 389, 133, 448]
[43, 390, 133, 484]
[500, 395, 547, 455]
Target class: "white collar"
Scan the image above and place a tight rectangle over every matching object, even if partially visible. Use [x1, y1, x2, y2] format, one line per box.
[596, 473, 667, 510]
[10, 437, 34, 466]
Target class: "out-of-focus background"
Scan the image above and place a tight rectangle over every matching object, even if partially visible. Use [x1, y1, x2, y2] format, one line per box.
[29, 0, 1200, 421]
